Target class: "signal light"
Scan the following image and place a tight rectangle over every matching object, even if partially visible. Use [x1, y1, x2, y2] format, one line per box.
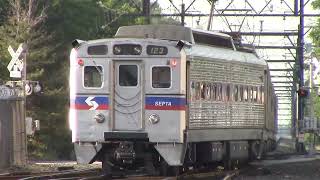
[170, 59, 177, 67]
[297, 88, 309, 97]
[78, 59, 84, 66]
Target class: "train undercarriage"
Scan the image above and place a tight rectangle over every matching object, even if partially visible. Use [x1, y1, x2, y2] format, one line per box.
[94, 138, 276, 178]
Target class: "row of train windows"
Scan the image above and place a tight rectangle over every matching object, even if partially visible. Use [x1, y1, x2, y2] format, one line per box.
[83, 66, 171, 88]
[190, 82, 265, 104]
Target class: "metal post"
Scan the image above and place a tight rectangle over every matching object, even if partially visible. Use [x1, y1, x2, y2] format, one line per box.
[207, 0, 215, 30]
[294, 0, 299, 16]
[298, 0, 304, 129]
[22, 43, 27, 164]
[181, 3, 185, 26]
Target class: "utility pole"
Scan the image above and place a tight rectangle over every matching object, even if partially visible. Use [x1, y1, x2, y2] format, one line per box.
[297, 0, 305, 146]
[207, 0, 216, 30]
[143, 0, 150, 24]
[181, 3, 185, 26]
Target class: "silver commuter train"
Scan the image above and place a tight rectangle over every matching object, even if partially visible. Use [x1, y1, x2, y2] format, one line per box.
[69, 25, 277, 176]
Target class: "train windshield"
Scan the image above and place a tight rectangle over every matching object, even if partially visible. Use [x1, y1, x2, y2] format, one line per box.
[119, 65, 138, 86]
[84, 66, 103, 88]
[152, 66, 171, 88]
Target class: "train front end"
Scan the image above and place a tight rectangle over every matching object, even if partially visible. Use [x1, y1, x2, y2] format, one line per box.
[69, 34, 188, 175]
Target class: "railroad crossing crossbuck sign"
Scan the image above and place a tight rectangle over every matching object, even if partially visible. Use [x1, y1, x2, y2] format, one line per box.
[7, 44, 25, 78]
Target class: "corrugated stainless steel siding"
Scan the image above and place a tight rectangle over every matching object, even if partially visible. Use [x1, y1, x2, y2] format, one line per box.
[188, 57, 265, 129]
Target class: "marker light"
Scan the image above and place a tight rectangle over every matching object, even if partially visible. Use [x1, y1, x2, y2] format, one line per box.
[149, 114, 160, 124]
[78, 59, 84, 66]
[94, 113, 105, 123]
[170, 59, 177, 67]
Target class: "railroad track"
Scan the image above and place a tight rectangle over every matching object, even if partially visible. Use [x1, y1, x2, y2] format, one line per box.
[0, 166, 245, 180]
[0, 168, 102, 180]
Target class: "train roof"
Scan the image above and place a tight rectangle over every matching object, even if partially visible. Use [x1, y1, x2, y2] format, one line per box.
[186, 44, 267, 66]
[115, 24, 195, 43]
[115, 25, 234, 49]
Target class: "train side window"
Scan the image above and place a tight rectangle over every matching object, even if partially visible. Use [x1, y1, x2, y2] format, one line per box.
[244, 86, 248, 102]
[200, 82, 205, 99]
[194, 82, 201, 100]
[226, 84, 231, 101]
[257, 87, 260, 103]
[190, 81, 196, 101]
[234, 85, 238, 102]
[84, 66, 103, 88]
[253, 87, 258, 102]
[152, 66, 171, 88]
[239, 85, 243, 102]
[250, 86, 254, 102]
[204, 83, 211, 100]
[261, 86, 265, 104]
[211, 83, 217, 101]
[217, 83, 222, 101]
[119, 65, 138, 86]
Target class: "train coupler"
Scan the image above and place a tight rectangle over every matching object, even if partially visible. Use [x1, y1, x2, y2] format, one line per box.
[114, 142, 136, 164]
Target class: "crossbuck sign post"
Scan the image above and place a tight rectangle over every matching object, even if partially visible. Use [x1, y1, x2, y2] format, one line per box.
[7, 44, 26, 78]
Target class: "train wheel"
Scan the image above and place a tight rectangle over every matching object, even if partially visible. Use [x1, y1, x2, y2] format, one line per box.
[250, 141, 264, 160]
[102, 153, 113, 179]
[144, 153, 157, 176]
[223, 158, 232, 170]
[160, 160, 169, 176]
[171, 166, 182, 177]
[159, 159, 182, 176]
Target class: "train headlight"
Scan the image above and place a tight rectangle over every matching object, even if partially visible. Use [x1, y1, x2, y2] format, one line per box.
[149, 114, 160, 124]
[94, 113, 105, 123]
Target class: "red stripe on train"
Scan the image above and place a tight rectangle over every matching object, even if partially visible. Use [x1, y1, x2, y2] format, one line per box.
[70, 104, 109, 110]
[145, 105, 186, 110]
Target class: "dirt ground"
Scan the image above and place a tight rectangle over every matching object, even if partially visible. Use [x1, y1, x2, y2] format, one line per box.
[236, 159, 320, 180]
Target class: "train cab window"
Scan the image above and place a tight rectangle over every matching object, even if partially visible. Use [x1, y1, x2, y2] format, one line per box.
[119, 65, 138, 86]
[152, 66, 171, 88]
[84, 66, 103, 88]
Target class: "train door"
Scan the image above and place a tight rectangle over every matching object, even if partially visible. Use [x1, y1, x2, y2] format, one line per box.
[113, 61, 144, 131]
